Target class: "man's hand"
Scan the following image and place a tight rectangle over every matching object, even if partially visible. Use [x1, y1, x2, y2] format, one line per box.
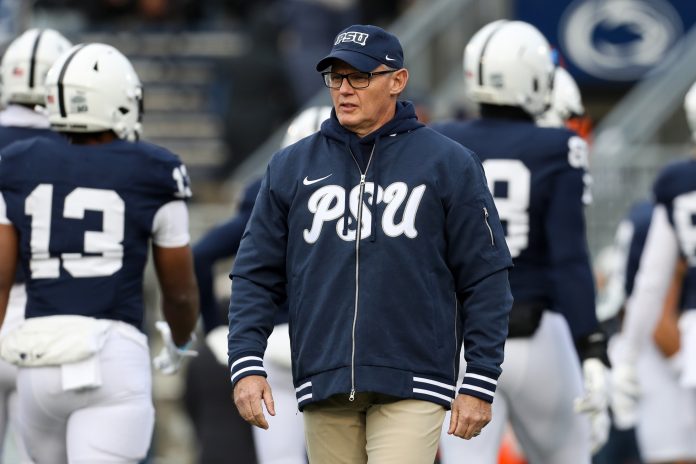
[233, 375, 276, 429]
[448, 394, 491, 440]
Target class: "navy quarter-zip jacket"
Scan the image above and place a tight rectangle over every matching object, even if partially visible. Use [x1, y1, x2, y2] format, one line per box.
[228, 102, 513, 409]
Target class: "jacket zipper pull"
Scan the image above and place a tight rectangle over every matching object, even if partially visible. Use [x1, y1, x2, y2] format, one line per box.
[349, 389, 356, 402]
[360, 174, 366, 186]
[483, 207, 495, 246]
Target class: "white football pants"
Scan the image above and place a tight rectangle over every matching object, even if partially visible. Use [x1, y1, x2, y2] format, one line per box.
[0, 284, 33, 463]
[16, 322, 154, 464]
[635, 341, 696, 462]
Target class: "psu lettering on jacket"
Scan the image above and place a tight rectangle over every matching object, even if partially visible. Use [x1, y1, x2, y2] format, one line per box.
[334, 31, 369, 46]
[304, 182, 426, 243]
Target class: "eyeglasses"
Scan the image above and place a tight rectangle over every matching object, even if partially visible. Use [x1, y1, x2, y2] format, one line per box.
[321, 70, 397, 89]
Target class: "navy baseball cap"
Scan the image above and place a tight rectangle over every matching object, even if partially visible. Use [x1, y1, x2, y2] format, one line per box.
[315, 24, 404, 72]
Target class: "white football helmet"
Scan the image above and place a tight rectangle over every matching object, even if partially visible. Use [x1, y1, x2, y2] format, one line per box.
[464, 20, 555, 116]
[282, 105, 332, 148]
[45, 43, 143, 141]
[0, 28, 73, 106]
[537, 67, 585, 128]
[685, 80, 696, 143]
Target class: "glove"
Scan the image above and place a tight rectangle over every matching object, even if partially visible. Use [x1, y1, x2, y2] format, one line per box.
[152, 321, 198, 375]
[610, 361, 640, 430]
[574, 358, 611, 454]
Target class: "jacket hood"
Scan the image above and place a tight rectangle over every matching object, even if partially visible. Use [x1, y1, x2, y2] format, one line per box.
[318, 100, 425, 242]
[320, 100, 424, 145]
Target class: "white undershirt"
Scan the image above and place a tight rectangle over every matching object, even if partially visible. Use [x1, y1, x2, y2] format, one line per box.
[0, 104, 50, 129]
[0, 192, 9, 225]
[621, 204, 679, 362]
[151, 200, 190, 247]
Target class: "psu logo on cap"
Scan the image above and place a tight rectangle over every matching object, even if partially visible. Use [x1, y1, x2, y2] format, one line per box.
[334, 31, 369, 46]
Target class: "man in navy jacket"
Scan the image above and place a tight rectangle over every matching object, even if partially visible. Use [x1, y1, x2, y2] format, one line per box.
[228, 24, 513, 463]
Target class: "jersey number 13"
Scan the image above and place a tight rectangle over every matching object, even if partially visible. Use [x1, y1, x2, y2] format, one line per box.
[25, 184, 124, 279]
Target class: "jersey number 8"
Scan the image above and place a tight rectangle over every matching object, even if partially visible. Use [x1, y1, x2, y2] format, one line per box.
[481, 159, 531, 258]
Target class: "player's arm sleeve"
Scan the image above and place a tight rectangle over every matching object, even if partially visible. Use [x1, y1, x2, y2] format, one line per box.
[151, 200, 190, 248]
[621, 204, 679, 362]
[0, 192, 10, 225]
[194, 213, 252, 334]
[545, 166, 598, 339]
[227, 165, 288, 387]
[445, 150, 513, 402]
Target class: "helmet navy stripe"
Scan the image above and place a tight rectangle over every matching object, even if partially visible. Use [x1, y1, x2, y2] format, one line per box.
[57, 44, 86, 118]
[478, 21, 507, 87]
[28, 30, 44, 89]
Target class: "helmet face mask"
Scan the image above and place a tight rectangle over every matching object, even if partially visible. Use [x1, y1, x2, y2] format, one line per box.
[45, 43, 143, 141]
[0, 28, 73, 106]
[464, 20, 555, 117]
[537, 67, 585, 128]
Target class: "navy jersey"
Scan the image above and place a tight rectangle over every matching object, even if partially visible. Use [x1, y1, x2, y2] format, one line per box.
[0, 125, 63, 284]
[0, 125, 58, 150]
[653, 159, 696, 311]
[0, 136, 191, 328]
[433, 117, 597, 338]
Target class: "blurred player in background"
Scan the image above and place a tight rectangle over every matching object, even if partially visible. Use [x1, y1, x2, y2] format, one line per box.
[433, 20, 610, 464]
[536, 66, 592, 141]
[0, 27, 72, 463]
[190, 105, 331, 464]
[611, 80, 696, 464]
[0, 43, 198, 464]
[591, 200, 648, 464]
[602, 198, 696, 464]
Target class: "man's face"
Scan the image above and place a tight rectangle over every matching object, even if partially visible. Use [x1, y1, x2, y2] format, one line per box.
[329, 62, 403, 138]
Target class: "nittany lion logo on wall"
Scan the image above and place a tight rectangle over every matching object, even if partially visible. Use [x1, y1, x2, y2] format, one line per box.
[560, 0, 683, 81]
[334, 31, 369, 46]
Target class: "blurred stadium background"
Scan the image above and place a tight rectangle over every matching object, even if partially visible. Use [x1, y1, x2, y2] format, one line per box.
[2, 0, 695, 462]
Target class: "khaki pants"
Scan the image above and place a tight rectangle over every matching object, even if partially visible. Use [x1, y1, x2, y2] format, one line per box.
[303, 392, 446, 464]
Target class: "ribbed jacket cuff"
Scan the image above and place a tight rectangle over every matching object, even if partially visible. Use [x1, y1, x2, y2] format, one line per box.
[229, 353, 267, 386]
[458, 367, 498, 403]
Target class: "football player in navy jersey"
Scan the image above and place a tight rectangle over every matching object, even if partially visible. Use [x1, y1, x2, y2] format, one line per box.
[536, 66, 587, 135]
[0, 27, 72, 463]
[0, 43, 198, 464]
[433, 20, 610, 463]
[613, 80, 696, 464]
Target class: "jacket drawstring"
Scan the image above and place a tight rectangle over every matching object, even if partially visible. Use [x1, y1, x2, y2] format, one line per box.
[342, 138, 353, 236]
